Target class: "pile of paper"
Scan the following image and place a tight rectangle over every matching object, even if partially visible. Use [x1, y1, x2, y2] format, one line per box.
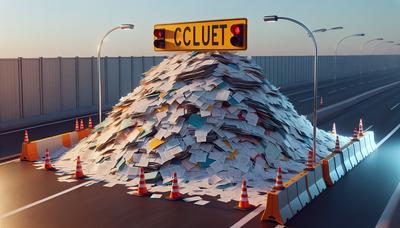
[54, 51, 349, 203]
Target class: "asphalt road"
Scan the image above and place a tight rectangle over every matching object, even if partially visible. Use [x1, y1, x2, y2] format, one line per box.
[0, 69, 399, 227]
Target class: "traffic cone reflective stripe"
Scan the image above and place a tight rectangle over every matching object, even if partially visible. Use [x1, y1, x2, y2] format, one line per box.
[134, 168, 150, 196]
[235, 179, 255, 210]
[167, 171, 182, 200]
[352, 127, 359, 141]
[44, 148, 56, 171]
[334, 135, 341, 153]
[273, 167, 284, 190]
[74, 156, 86, 179]
[75, 118, 79, 131]
[24, 130, 29, 143]
[88, 117, 93, 129]
[305, 149, 314, 171]
[80, 119, 84, 131]
[331, 122, 337, 135]
[358, 118, 364, 137]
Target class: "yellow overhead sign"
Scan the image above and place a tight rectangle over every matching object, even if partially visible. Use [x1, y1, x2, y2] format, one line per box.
[153, 18, 247, 51]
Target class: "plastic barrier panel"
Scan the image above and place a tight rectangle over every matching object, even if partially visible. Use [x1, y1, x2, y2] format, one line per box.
[359, 136, 369, 158]
[322, 155, 339, 186]
[353, 141, 363, 163]
[305, 170, 319, 199]
[341, 147, 353, 172]
[261, 188, 293, 225]
[20, 129, 92, 161]
[347, 144, 358, 167]
[333, 153, 345, 178]
[314, 164, 327, 192]
[296, 172, 311, 207]
[369, 131, 378, 151]
[364, 132, 374, 154]
[285, 179, 302, 215]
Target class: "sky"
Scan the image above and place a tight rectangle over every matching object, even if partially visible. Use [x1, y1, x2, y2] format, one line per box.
[0, 0, 399, 58]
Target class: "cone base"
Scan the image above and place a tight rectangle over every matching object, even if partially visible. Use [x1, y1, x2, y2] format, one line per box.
[166, 193, 183, 201]
[73, 174, 87, 179]
[333, 150, 342, 153]
[45, 166, 57, 171]
[304, 167, 315, 171]
[352, 138, 360, 141]
[132, 191, 151, 197]
[235, 204, 255, 211]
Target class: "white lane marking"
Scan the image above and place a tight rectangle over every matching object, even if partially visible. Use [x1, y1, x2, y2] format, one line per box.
[0, 112, 103, 136]
[365, 125, 374, 131]
[0, 180, 94, 220]
[299, 97, 314, 103]
[339, 87, 347, 90]
[377, 122, 400, 148]
[0, 158, 19, 166]
[390, 103, 400, 111]
[328, 90, 337, 94]
[230, 205, 265, 228]
[376, 183, 400, 228]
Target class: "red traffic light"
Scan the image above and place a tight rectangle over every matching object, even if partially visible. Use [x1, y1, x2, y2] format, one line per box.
[230, 24, 242, 35]
[154, 29, 165, 39]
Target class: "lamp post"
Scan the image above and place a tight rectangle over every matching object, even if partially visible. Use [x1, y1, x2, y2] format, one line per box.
[263, 15, 318, 163]
[372, 41, 394, 71]
[334, 33, 365, 80]
[360, 38, 384, 74]
[97, 24, 134, 123]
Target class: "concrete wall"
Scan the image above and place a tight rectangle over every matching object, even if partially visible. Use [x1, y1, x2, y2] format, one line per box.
[1, 55, 399, 131]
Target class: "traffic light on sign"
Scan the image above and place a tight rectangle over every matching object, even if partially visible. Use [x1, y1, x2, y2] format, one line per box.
[230, 24, 244, 47]
[154, 29, 166, 49]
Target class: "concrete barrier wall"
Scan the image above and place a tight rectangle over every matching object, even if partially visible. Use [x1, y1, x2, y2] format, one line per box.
[1, 55, 399, 131]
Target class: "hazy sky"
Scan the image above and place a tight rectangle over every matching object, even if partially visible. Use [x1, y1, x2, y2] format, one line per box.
[1, 0, 399, 57]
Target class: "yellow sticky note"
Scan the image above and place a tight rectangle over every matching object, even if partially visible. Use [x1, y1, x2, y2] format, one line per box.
[159, 91, 166, 98]
[149, 138, 165, 150]
[223, 139, 231, 148]
[156, 104, 169, 113]
[228, 149, 238, 160]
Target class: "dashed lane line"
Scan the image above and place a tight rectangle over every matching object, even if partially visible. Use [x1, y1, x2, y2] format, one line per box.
[299, 97, 314, 103]
[390, 103, 400, 111]
[365, 125, 374, 131]
[230, 205, 265, 228]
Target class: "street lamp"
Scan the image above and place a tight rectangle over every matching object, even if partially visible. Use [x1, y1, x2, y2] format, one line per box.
[372, 41, 394, 54]
[360, 38, 384, 74]
[313, 26, 343, 33]
[263, 15, 319, 163]
[334, 33, 365, 80]
[97, 24, 134, 123]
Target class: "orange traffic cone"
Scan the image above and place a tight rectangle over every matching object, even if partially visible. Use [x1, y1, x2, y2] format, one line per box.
[305, 149, 314, 171]
[331, 122, 337, 135]
[235, 179, 255, 210]
[167, 171, 182, 200]
[75, 118, 79, 131]
[273, 167, 284, 190]
[88, 117, 93, 129]
[352, 127, 359, 141]
[23, 130, 29, 143]
[79, 119, 84, 131]
[334, 135, 341, 153]
[74, 156, 87, 179]
[133, 168, 150, 196]
[358, 118, 364, 137]
[320, 96, 324, 106]
[44, 148, 57, 171]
